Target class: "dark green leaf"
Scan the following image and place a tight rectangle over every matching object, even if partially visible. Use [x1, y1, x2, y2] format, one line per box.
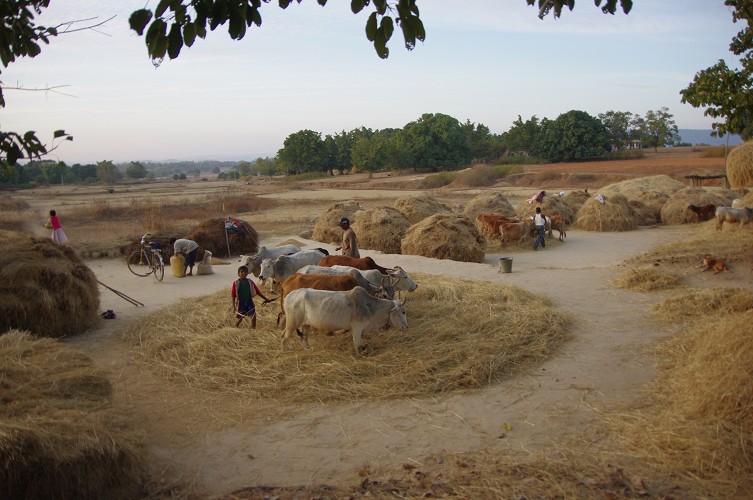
[129, 9, 153, 35]
[351, 0, 367, 15]
[53, 130, 67, 138]
[167, 23, 183, 59]
[374, 0, 387, 15]
[183, 22, 197, 46]
[155, 0, 172, 18]
[365, 12, 377, 41]
[251, 8, 262, 27]
[228, 10, 247, 40]
[380, 16, 394, 42]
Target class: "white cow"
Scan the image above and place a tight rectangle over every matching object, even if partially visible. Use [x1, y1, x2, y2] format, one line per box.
[329, 265, 418, 293]
[239, 244, 302, 277]
[282, 286, 408, 354]
[259, 250, 328, 288]
[715, 206, 753, 230]
[297, 264, 393, 298]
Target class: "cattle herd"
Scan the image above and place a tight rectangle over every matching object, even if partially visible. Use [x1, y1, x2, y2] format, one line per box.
[475, 213, 567, 245]
[239, 249, 418, 355]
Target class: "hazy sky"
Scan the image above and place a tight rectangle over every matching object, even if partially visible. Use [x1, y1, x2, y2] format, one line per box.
[3, 1, 742, 164]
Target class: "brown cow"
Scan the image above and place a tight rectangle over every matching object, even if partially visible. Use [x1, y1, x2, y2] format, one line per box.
[499, 221, 534, 245]
[548, 214, 567, 241]
[318, 255, 392, 274]
[686, 204, 716, 223]
[475, 213, 519, 237]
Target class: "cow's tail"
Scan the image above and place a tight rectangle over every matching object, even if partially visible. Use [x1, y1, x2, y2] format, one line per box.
[314, 247, 330, 255]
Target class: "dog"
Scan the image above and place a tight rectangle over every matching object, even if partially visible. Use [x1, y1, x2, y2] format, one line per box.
[701, 254, 732, 274]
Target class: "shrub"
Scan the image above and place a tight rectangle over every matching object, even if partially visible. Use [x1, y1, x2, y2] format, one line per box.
[420, 171, 457, 189]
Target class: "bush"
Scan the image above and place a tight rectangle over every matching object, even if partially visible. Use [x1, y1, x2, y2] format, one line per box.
[420, 171, 457, 189]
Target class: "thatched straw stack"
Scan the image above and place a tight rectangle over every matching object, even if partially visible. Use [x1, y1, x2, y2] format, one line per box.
[401, 214, 485, 262]
[394, 193, 452, 224]
[600, 175, 686, 223]
[312, 200, 362, 244]
[124, 273, 569, 404]
[351, 206, 410, 254]
[572, 194, 638, 231]
[726, 140, 753, 188]
[659, 187, 732, 225]
[462, 191, 516, 219]
[187, 218, 259, 257]
[0, 330, 144, 498]
[0, 230, 100, 338]
[515, 195, 575, 224]
[561, 190, 590, 213]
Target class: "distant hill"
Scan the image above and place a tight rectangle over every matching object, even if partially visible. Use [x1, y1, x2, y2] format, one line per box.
[678, 129, 742, 146]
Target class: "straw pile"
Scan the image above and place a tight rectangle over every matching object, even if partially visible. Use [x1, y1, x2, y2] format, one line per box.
[462, 192, 516, 219]
[612, 264, 683, 292]
[652, 287, 753, 323]
[572, 194, 639, 232]
[123, 274, 569, 405]
[740, 190, 753, 206]
[515, 195, 575, 224]
[401, 214, 485, 262]
[660, 187, 733, 225]
[312, 200, 362, 244]
[726, 140, 753, 188]
[394, 193, 452, 224]
[187, 218, 259, 257]
[561, 189, 591, 213]
[351, 206, 410, 254]
[0, 330, 144, 498]
[0, 230, 100, 338]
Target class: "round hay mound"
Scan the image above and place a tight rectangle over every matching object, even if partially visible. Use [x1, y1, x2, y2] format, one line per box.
[352, 206, 410, 254]
[629, 199, 659, 226]
[394, 193, 452, 224]
[462, 192, 516, 219]
[741, 190, 753, 207]
[401, 213, 484, 262]
[573, 194, 639, 231]
[0, 230, 100, 338]
[515, 195, 575, 224]
[659, 187, 732, 225]
[187, 218, 259, 257]
[0, 330, 144, 498]
[561, 190, 591, 213]
[312, 200, 363, 244]
[726, 140, 753, 188]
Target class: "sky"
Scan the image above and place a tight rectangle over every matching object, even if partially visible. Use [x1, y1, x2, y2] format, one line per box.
[2, 1, 743, 165]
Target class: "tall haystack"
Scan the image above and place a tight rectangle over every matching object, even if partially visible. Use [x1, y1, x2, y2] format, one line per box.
[573, 194, 639, 231]
[187, 218, 259, 257]
[401, 213, 485, 262]
[394, 193, 452, 224]
[516, 195, 575, 224]
[462, 191, 516, 219]
[660, 187, 732, 225]
[561, 190, 591, 213]
[0, 230, 100, 338]
[599, 175, 686, 223]
[726, 140, 753, 188]
[0, 330, 145, 498]
[352, 206, 410, 254]
[312, 201, 363, 244]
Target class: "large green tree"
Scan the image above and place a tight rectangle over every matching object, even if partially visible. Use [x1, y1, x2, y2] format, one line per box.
[598, 110, 635, 151]
[402, 113, 471, 171]
[502, 115, 543, 155]
[277, 129, 324, 175]
[680, 0, 753, 139]
[632, 107, 680, 152]
[534, 110, 610, 162]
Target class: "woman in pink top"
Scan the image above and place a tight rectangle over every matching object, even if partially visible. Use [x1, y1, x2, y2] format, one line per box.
[45, 209, 68, 244]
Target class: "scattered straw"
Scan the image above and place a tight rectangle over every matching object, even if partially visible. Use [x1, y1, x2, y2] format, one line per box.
[401, 214, 485, 262]
[612, 264, 683, 292]
[652, 287, 753, 323]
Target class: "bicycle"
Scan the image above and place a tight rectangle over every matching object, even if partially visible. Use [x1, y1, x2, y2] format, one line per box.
[127, 233, 165, 282]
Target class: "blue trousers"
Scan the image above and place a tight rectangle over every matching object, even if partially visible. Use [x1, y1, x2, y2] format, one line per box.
[533, 225, 546, 250]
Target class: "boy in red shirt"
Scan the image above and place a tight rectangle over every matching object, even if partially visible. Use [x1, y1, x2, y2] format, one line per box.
[231, 265, 272, 328]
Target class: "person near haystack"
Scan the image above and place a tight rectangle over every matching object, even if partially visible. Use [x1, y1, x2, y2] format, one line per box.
[45, 209, 68, 244]
[335, 217, 360, 258]
[170, 237, 199, 276]
[231, 265, 272, 328]
[532, 206, 547, 251]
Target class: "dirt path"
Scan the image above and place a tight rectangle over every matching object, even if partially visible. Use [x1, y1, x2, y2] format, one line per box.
[67, 224, 723, 497]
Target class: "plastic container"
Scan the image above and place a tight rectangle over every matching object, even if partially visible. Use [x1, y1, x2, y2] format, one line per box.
[499, 257, 513, 273]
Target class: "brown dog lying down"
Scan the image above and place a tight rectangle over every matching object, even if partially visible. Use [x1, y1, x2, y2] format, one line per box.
[701, 254, 732, 274]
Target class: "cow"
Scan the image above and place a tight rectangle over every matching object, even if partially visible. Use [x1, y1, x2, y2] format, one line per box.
[296, 264, 393, 298]
[318, 255, 392, 274]
[475, 214, 519, 237]
[259, 249, 328, 289]
[499, 221, 533, 245]
[330, 265, 418, 293]
[239, 244, 302, 277]
[548, 214, 567, 242]
[281, 286, 408, 355]
[715, 206, 753, 230]
[686, 204, 716, 223]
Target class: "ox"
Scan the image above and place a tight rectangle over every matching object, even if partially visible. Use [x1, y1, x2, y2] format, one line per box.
[281, 286, 408, 354]
[330, 265, 418, 293]
[499, 221, 533, 245]
[686, 204, 716, 223]
[475, 213, 519, 237]
[259, 249, 328, 289]
[548, 214, 567, 242]
[319, 255, 391, 274]
[297, 264, 393, 298]
[715, 206, 753, 230]
[239, 244, 302, 277]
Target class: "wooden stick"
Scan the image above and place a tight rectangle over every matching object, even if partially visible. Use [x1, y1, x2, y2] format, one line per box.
[97, 280, 144, 307]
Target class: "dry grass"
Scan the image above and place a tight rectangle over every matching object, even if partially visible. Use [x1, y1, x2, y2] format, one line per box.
[0, 330, 145, 498]
[515, 194, 576, 224]
[394, 193, 452, 224]
[573, 194, 638, 232]
[352, 206, 410, 254]
[726, 140, 753, 188]
[123, 274, 569, 404]
[612, 264, 683, 292]
[401, 214, 485, 262]
[186, 218, 260, 257]
[660, 187, 736, 225]
[652, 287, 753, 323]
[462, 191, 516, 219]
[311, 200, 363, 244]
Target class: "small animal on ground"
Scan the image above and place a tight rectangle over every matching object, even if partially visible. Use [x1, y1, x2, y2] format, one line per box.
[701, 254, 732, 274]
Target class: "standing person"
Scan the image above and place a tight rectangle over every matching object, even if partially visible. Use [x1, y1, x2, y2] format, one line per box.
[532, 207, 547, 251]
[170, 237, 199, 276]
[335, 217, 360, 258]
[45, 209, 68, 244]
[231, 265, 272, 328]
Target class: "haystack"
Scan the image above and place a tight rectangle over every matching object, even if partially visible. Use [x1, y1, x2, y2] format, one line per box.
[394, 193, 452, 224]
[0, 230, 100, 338]
[600, 175, 686, 223]
[312, 201, 362, 244]
[659, 187, 732, 225]
[0, 330, 144, 498]
[726, 140, 753, 188]
[352, 206, 410, 254]
[741, 190, 753, 206]
[628, 199, 659, 226]
[462, 192, 516, 219]
[572, 194, 639, 231]
[561, 190, 591, 213]
[187, 218, 259, 257]
[401, 214, 485, 262]
[515, 195, 575, 224]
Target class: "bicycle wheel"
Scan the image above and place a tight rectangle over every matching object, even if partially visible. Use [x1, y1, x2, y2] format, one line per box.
[152, 253, 164, 282]
[127, 250, 153, 277]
